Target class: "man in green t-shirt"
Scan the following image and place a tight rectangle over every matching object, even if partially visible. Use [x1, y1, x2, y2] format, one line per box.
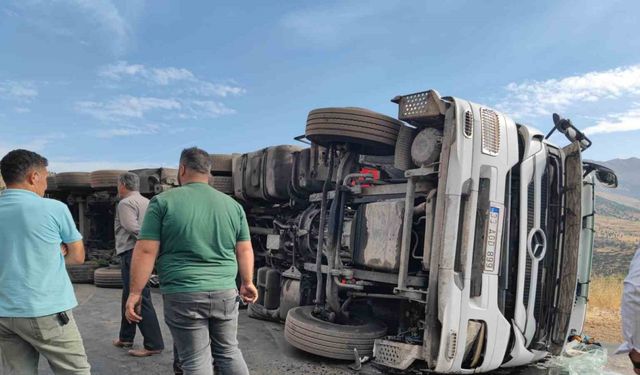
[125, 147, 257, 375]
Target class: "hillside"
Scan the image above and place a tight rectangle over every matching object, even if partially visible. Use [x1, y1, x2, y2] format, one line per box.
[598, 157, 640, 200]
[591, 158, 640, 276]
[584, 161, 639, 343]
[592, 195, 640, 275]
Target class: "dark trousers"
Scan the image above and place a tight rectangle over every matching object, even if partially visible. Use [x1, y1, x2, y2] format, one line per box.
[119, 250, 164, 351]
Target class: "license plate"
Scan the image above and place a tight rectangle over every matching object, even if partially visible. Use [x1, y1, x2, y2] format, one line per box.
[484, 206, 501, 273]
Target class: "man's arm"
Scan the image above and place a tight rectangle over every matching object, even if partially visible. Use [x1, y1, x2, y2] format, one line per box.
[117, 201, 142, 236]
[63, 240, 85, 265]
[125, 240, 160, 323]
[236, 240, 258, 303]
[56, 201, 84, 264]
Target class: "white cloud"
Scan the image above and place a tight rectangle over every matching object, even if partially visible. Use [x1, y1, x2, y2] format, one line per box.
[0, 133, 65, 156]
[76, 95, 236, 126]
[71, 0, 130, 55]
[83, 62, 245, 137]
[0, 81, 38, 101]
[192, 82, 246, 97]
[584, 105, 640, 135]
[151, 67, 195, 85]
[186, 101, 235, 118]
[99, 61, 245, 96]
[499, 64, 640, 118]
[47, 160, 158, 173]
[14, 107, 31, 113]
[98, 61, 145, 80]
[100, 61, 195, 86]
[76, 96, 181, 121]
[93, 124, 162, 138]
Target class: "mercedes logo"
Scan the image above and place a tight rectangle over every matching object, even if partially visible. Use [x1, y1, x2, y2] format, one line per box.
[527, 228, 547, 260]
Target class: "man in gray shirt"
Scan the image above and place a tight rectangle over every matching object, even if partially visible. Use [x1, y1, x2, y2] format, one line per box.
[113, 172, 164, 357]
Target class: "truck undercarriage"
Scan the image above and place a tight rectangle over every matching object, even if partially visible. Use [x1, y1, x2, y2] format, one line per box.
[226, 90, 617, 373]
[40, 89, 618, 373]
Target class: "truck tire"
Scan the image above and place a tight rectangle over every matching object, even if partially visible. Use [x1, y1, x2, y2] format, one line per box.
[210, 176, 233, 194]
[67, 262, 100, 284]
[90, 170, 127, 189]
[284, 306, 387, 360]
[94, 266, 123, 288]
[305, 108, 402, 156]
[56, 172, 91, 189]
[209, 154, 233, 174]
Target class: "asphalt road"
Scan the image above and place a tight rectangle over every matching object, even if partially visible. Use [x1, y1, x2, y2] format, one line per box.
[2, 284, 629, 375]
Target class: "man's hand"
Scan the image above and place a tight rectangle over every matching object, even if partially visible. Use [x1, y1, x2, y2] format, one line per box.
[125, 293, 143, 323]
[60, 244, 68, 257]
[240, 282, 258, 304]
[236, 240, 256, 303]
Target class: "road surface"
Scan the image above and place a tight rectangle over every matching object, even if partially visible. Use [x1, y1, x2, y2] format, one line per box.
[2, 285, 629, 375]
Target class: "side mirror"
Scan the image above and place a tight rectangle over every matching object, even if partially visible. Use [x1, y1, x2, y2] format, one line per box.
[549, 113, 592, 151]
[583, 161, 618, 188]
[595, 169, 618, 188]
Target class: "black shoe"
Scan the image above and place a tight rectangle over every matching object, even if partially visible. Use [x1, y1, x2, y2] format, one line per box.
[173, 361, 183, 375]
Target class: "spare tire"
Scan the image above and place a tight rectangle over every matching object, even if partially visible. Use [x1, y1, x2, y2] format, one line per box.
[67, 262, 100, 284]
[284, 306, 387, 360]
[305, 108, 402, 156]
[94, 266, 123, 288]
[209, 154, 233, 174]
[90, 170, 127, 189]
[56, 172, 91, 189]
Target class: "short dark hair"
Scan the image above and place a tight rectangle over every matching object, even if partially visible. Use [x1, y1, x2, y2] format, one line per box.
[179, 147, 211, 174]
[0, 149, 49, 184]
[118, 172, 140, 191]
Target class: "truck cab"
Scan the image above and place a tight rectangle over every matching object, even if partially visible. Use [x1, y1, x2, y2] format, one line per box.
[221, 89, 616, 373]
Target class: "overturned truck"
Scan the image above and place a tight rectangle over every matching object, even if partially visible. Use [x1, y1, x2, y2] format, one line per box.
[216, 90, 617, 373]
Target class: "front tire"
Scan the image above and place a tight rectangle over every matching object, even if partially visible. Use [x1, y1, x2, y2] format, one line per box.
[284, 306, 386, 360]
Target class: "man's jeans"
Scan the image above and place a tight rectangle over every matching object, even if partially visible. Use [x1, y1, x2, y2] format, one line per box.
[0, 310, 91, 375]
[120, 250, 164, 350]
[164, 289, 249, 375]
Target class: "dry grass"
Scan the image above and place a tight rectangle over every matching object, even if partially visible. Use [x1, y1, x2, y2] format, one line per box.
[583, 275, 625, 343]
[588, 275, 625, 311]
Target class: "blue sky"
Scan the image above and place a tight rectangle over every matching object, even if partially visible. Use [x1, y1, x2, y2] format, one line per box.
[1, 0, 640, 171]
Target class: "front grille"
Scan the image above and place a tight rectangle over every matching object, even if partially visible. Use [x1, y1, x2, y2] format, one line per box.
[523, 181, 535, 309]
[527, 182, 535, 232]
[541, 168, 549, 230]
[524, 256, 532, 309]
[481, 108, 500, 155]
